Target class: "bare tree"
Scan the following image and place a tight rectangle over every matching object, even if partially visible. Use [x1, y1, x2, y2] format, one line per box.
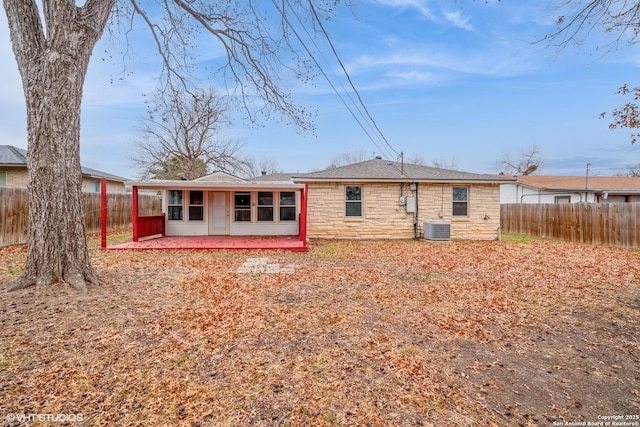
[406, 153, 460, 170]
[497, 144, 544, 176]
[615, 163, 640, 177]
[243, 157, 283, 178]
[133, 87, 249, 180]
[3, 0, 347, 292]
[543, 1, 640, 143]
[327, 150, 373, 168]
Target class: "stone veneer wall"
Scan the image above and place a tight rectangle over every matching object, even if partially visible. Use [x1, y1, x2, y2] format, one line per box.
[305, 182, 501, 240]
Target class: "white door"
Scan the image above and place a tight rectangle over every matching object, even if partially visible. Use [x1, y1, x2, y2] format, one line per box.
[209, 192, 229, 235]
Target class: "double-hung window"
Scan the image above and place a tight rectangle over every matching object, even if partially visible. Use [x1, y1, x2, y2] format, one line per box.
[279, 192, 296, 221]
[168, 190, 183, 220]
[189, 191, 204, 221]
[257, 192, 274, 222]
[345, 185, 362, 217]
[234, 192, 251, 222]
[0, 171, 6, 186]
[452, 186, 468, 217]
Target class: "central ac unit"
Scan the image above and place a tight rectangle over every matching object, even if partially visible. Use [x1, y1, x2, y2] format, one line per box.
[423, 221, 451, 241]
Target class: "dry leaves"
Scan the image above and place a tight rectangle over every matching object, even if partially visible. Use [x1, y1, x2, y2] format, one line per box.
[0, 236, 639, 426]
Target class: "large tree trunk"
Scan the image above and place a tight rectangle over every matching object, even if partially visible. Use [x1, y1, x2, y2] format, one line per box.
[4, 0, 115, 292]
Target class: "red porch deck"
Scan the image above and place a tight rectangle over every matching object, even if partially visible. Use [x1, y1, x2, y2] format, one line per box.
[106, 235, 308, 252]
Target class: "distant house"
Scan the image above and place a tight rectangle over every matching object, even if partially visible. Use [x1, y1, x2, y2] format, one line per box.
[0, 145, 128, 192]
[500, 175, 640, 204]
[292, 158, 514, 240]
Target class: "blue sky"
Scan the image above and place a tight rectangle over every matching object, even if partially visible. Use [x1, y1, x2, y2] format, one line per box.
[1, 0, 639, 179]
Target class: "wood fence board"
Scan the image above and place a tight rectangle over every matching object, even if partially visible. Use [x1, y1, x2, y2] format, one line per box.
[501, 202, 639, 249]
[0, 187, 161, 247]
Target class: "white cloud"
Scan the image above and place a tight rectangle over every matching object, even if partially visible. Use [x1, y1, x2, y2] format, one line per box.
[443, 10, 474, 31]
[375, 0, 436, 21]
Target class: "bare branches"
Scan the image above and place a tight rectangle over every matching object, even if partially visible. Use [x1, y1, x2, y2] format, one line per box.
[543, 0, 640, 52]
[132, 87, 251, 180]
[497, 144, 544, 176]
[123, 0, 334, 131]
[542, 2, 640, 144]
[601, 84, 640, 143]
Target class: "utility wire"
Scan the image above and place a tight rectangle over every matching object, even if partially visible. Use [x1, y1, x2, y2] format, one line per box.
[272, 0, 397, 161]
[306, 0, 400, 159]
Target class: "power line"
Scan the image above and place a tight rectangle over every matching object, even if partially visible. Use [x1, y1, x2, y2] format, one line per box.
[272, 0, 401, 161]
[306, 0, 400, 159]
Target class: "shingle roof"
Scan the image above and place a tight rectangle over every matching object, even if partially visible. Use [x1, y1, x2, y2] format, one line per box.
[249, 173, 296, 183]
[0, 145, 27, 164]
[0, 145, 129, 182]
[293, 158, 513, 183]
[517, 175, 640, 192]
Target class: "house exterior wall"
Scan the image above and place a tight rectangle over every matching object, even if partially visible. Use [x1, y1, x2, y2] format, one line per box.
[162, 188, 300, 237]
[81, 178, 126, 193]
[500, 184, 594, 203]
[0, 167, 28, 187]
[0, 166, 125, 193]
[306, 182, 501, 240]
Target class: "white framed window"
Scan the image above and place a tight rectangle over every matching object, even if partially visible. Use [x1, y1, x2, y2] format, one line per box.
[554, 195, 571, 204]
[345, 185, 362, 217]
[188, 191, 204, 221]
[452, 186, 468, 216]
[234, 192, 251, 222]
[279, 192, 296, 221]
[168, 190, 183, 220]
[257, 191, 274, 222]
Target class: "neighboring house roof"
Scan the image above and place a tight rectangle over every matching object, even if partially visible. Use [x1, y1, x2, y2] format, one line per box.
[293, 158, 514, 183]
[0, 145, 129, 182]
[0, 145, 27, 165]
[516, 175, 640, 194]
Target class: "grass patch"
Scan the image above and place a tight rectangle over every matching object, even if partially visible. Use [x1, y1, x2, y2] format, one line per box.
[500, 232, 538, 243]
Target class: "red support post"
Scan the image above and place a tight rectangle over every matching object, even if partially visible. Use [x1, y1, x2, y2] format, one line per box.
[100, 177, 107, 249]
[132, 185, 139, 242]
[299, 182, 308, 246]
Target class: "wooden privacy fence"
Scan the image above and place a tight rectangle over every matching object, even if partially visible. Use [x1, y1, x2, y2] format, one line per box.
[501, 203, 640, 249]
[0, 187, 161, 247]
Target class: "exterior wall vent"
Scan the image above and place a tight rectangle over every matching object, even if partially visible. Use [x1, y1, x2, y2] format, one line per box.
[423, 221, 451, 241]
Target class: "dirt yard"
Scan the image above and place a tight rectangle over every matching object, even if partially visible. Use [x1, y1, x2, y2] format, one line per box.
[1, 235, 639, 426]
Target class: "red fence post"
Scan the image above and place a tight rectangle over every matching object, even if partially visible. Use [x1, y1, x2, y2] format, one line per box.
[100, 177, 107, 249]
[300, 182, 308, 246]
[132, 185, 139, 242]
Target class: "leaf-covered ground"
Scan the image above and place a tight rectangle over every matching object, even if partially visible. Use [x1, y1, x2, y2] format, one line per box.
[1, 235, 639, 426]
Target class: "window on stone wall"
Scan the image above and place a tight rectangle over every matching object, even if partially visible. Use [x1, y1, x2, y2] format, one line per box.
[0, 171, 6, 186]
[452, 186, 468, 216]
[345, 185, 362, 217]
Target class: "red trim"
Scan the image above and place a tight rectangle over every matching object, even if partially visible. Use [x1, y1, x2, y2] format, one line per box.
[299, 182, 308, 246]
[137, 214, 165, 239]
[100, 177, 107, 249]
[132, 185, 139, 242]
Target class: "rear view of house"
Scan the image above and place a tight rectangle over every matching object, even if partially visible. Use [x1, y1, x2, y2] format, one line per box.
[293, 158, 513, 240]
